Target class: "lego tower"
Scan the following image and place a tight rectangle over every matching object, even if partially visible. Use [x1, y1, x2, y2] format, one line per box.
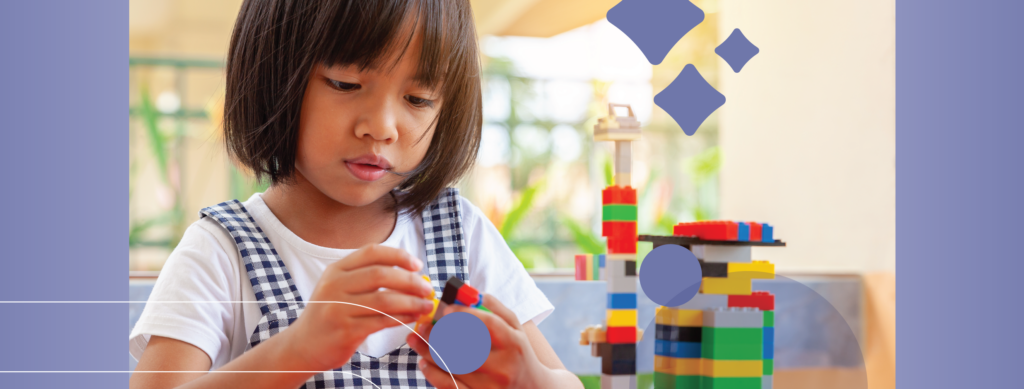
[577, 104, 642, 389]
[641, 221, 783, 389]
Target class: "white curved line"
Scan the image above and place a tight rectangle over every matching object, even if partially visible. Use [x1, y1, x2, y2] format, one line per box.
[0, 300, 459, 389]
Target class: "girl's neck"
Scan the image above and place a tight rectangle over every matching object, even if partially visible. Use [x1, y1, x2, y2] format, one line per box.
[260, 174, 398, 250]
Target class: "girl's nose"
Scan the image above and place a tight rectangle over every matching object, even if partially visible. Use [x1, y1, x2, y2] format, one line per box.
[354, 98, 399, 144]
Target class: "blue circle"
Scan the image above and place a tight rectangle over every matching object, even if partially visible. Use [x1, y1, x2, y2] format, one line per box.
[639, 244, 702, 306]
[428, 311, 491, 374]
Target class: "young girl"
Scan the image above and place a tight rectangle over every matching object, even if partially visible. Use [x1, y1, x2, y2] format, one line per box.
[129, 1, 582, 388]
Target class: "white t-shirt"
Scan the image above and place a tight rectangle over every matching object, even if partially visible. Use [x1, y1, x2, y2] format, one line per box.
[129, 193, 553, 369]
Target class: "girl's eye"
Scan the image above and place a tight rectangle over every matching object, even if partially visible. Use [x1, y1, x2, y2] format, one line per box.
[406, 95, 435, 108]
[328, 79, 360, 92]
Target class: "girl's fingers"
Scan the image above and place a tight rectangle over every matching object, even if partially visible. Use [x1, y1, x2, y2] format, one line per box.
[341, 265, 434, 297]
[349, 290, 435, 317]
[479, 294, 522, 330]
[358, 314, 419, 334]
[336, 244, 423, 272]
[443, 304, 515, 348]
[418, 358, 470, 389]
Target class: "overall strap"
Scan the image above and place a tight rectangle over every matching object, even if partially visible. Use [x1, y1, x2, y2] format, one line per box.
[421, 188, 470, 295]
[200, 200, 304, 316]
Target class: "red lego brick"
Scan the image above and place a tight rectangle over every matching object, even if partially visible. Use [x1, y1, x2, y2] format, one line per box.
[575, 254, 588, 281]
[606, 326, 637, 344]
[727, 291, 775, 311]
[607, 237, 638, 253]
[673, 221, 739, 241]
[748, 222, 762, 242]
[602, 186, 637, 205]
[602, 221, 637, 239]
[456, 284, 480, 306]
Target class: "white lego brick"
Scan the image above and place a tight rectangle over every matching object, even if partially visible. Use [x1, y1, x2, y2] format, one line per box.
[675, 293, 728, 310]
[703, 307, 763, 328]
[606, 261, 637, 293]
[601, 374, 636, 389]
[762, 375, 773, 389]
[614, 173, 632, 187]
[701, 245, 752, 263]
[614, 141, 632, 174]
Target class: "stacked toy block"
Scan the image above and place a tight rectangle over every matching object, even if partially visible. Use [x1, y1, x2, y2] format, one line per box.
[577, 104, 643, 389]
[648, 223, 779, 389]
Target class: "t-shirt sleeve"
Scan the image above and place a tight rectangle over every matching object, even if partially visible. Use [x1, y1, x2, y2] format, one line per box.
[459, 197, 554, 326]
[128, 219, 239, 365]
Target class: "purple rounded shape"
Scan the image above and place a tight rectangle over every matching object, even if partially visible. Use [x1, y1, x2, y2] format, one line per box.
[639, 244, 702, 306]
[428, 311, 491, 374]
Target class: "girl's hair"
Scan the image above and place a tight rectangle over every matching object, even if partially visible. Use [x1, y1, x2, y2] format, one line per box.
[224, 0, 481, 214]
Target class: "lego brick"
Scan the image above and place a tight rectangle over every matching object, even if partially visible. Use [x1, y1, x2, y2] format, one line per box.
[593, 254, 601, 281]
[667, 308, 702, 327]
[761, 375, 772, 389]
[727, 261, 774, 279]
[640, 234, 787, 248]
[440, 276, 464, 305]
[762, 359, 773, 375]
[654, 356, 701, 376]
[599, 254, 606, 268]
[455, 283, 480, 306]
[607, 326, 637, 344]
[761, 224, 773, 242]
[585, 254, 594, 281]
[603, 185, 638, 205]
[608, 293, 638, 309]
[615, 140, 632, 173]
[763, 328, 774, 359]
[673, 221, 738, 241]
[702, 327, 763, 345]
[656, 306, 672, 325]
[701, 246, 752, 264]
[702, 359, 763, 378]
[603, 221, 638, 238]
[591, 342, 601, 357]
[654, 355, 673, 374]
[615, 173, 632, 187]
[600, 373, 637, 389]
[657, 324, 702, 342]
[580, 324, 606, 345]
[653, 371, 674, 389]
[607, 309, 638, 327]
[700, 377, 761, 389]
[677, 293, 729, 310]
[703, 308, 763, 328]
[607, 273, 637, 293]
[575, 254, 587, 281]
[700, 260, 728, 278]
[602, 358, 637, 375]
[763, 311, 774, 327]
[736, 222, 750, 242]
[608, 237, 639, 254]
[606, 253, 637, 261]
[603, 204, 638, 221]
[728, 291, 775, 311]
[701, 277, 752, 295]
[747, 222, 762, 242]
[655, 339, 702, 358]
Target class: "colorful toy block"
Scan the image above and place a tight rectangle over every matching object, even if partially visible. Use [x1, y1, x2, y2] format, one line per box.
[608, 237, 639, 254]
[763, 311, 774, 327]
[694, 245, 752, 264]
[432, 277, 490, 324]
[762, 359, 773, 375]
[702, 359, 763, 378]
[727, 261, 774, 278]
[728, 292, 775, 311]
[594, 103, 642, 142]
[603, 204, 638, 221]
[762, 375, 773, 389]
[747, 222, 762, 242]
[762, 327, 774, 359]
[599, 254, 606, 281]
[602, 185, 638, 205]
[607, 326, 638, 343]
[700, 260, 729, 278]
[607, 309, 638, 327]
[608, 293, 638, 309]
[580, 324, 606, 345]
[701, 377, 762, 389]
[703, 308, 763, 328]
[737, 222, 750, 242]
[678, 293, 729, 310]
[602, 221, 638, 239]
[673, 221, 738, 241]
[415, 275, 440, 333]
[600, 374, 637, 389]
[761, 224, 773, 242]
[656, 324, 703, 343]
[701, 277, 753, 295]
[575, 254, 588, 281]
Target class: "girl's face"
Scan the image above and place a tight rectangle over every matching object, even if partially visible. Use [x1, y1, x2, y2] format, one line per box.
[295, 31, 440, 208]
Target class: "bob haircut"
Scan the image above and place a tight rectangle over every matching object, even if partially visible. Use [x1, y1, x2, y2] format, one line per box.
[224, 0, 481, 215]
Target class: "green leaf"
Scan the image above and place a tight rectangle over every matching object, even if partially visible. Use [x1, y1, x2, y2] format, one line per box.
[500, 178, 545, 239]
[139, 85, 170, 183]
[560, 215, 605, 254]
[603, 154, 614, 187]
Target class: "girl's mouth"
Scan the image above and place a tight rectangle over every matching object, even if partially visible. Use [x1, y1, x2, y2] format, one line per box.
[344, 154, 393, 182]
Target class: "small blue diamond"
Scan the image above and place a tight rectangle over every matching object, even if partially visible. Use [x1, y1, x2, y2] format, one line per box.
[607, 0, 705, 65]
[716, 28, 760, 73]
[654, 64, 725, 136]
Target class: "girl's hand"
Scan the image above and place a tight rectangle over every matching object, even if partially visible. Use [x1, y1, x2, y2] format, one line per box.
[406, 294, 558, 389]
[284, 244, 437, 372]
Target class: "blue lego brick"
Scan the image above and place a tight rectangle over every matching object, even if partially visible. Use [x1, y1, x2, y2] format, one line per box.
[763, 327, 775, 359]
[762, 223, 773, 242]
[599, 254, 606, 268]
[656, 340, 702, 358]
[608, 293, 638, 309]
[737, 222, 750, 241]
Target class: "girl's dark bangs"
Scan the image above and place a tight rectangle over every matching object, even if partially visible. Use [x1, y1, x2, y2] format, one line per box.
[315, 0, 459, 91]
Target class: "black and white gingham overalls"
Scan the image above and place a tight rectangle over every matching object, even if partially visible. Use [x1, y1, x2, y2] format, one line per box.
[200, 188, 469, 388]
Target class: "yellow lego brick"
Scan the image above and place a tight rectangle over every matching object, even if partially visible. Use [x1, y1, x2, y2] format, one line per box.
[656, 306, 673, 325]
[701, 359, 763, 377]
[585, 254, 594, 281]
[671, 309, 703, 327]
[606, 309, 637, 327]
[700, 277, 752, 295]
[654, 355, 673, 374]
[727, 260, 775, 279]
[672, 358, 702, 376]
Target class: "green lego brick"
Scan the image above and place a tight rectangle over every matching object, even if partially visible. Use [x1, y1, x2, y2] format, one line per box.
[763, 311, 774, 327]
[700, 377, 762, 389]
[702, 343, 763, 360]
[654, 372, 674, 389]
[676, 375, 701, 389]
[602, 204, 638, 221]
[763, 359, 773, 375]
[703, 328, 763, 345]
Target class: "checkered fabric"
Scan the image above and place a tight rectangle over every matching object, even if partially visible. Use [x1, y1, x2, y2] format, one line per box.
[199, 188, 468, 388]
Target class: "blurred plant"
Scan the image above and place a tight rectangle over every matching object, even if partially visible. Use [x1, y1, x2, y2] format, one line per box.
[496, 178, 549, 269]
[682, 146, 720, 221]
[129, 85, 184, 248]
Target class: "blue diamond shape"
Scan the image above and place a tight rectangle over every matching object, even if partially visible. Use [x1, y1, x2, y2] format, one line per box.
[654, 64, 725, 136]
[607, 0, 705, 65]
[716, 28, 760, 73]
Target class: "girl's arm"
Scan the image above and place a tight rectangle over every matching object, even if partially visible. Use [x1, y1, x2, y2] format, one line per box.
[130, 333, 312, 389]
[523, 321, 584, 387]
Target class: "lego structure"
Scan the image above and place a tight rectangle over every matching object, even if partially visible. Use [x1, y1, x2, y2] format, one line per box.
[574, 104, 785, 389]
[416, 275, 489, 334]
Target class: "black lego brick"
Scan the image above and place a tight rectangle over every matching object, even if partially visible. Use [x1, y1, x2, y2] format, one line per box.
[700, 260, 728, 278]
[602, 358, 637, 375]
[440, 276, 464, 305]
[596, 343, 636, 361]
[640, 234, 786, 247]
[625, 260, 636, 276]
[656, 324, 702, 343]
